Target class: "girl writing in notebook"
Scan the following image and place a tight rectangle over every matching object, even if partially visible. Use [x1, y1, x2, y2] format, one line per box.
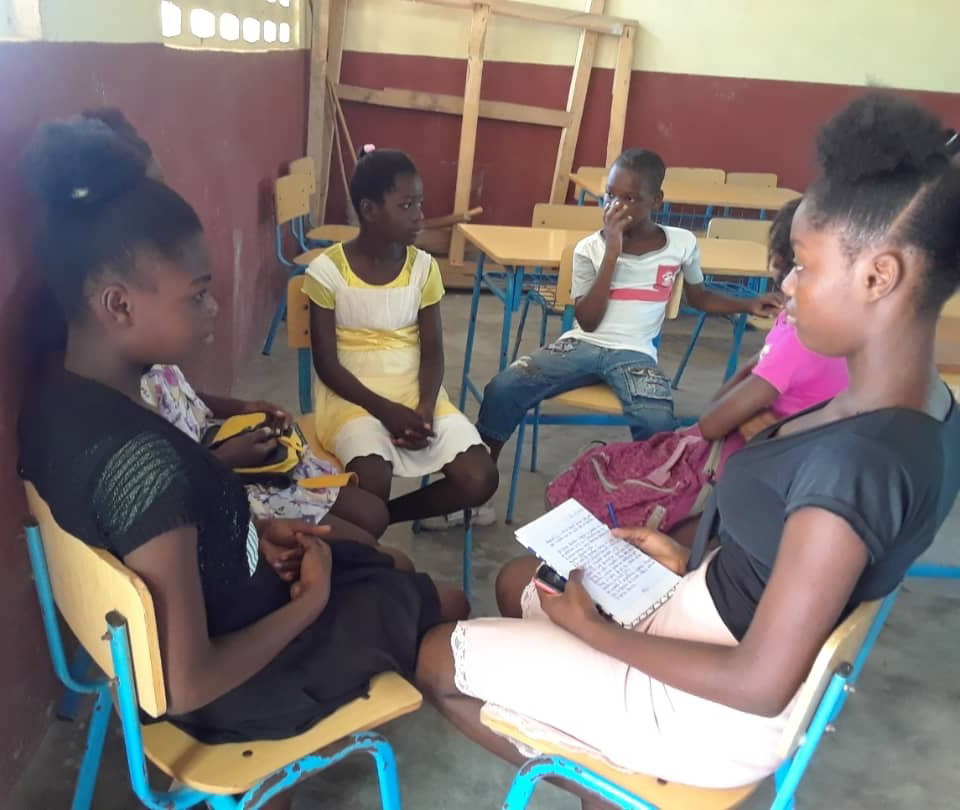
[413, 94, 960, 803]
[18, 120, 467, 804]
[303, 149, 498, 525]
[547, 198, 849, 534]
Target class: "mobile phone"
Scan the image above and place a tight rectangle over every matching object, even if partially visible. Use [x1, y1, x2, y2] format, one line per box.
[534, 563, 567, 595]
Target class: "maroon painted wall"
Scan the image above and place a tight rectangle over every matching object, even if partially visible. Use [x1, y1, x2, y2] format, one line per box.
[326, 51, 960, 225]
[0, 40, 307, 793]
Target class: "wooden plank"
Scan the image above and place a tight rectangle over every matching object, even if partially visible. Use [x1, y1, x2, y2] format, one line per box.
[336, 84, 572, 128]
[448, 4, 491, 267]
[404, 0, 634, 35]
[305, 0, 331, 222]
[605, 24, 634, 166]
[549, 0, 605, 204]
[309, 0, 348, 224]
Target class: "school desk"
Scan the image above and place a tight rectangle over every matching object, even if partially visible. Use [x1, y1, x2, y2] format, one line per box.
[568, 171, 801, 212]
[456, 223, 593, 409]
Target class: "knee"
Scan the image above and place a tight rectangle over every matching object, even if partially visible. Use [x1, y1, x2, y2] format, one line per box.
[414, 623, 457, 699]
[436, 583, 471, 622]
[495, 556, 538, 618]
[456, 454, 499, 507]
[360, 495, 390, 539]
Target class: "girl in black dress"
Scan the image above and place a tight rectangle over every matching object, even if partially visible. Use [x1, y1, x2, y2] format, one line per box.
[18, 117, 468, 809]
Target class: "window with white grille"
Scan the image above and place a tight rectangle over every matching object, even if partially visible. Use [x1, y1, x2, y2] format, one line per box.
[160, 0, 301, 50]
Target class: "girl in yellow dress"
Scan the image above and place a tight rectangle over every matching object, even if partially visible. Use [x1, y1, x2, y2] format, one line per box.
[303, 149, 498, 524]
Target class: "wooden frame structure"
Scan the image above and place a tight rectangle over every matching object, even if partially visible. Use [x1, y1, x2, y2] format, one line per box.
[305, 0, 639, 264]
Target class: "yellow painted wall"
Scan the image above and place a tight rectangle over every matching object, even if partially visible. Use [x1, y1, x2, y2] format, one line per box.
[346, 0, 959, 94]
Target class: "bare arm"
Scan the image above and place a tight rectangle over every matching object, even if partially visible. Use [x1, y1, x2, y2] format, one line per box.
[708, 353, 759, 403]
[686, 282, 784, 318]
[416, 303, 444, 420]
[124, 526, 331, 715]
[573, 203, 631, 332]
[573, 249, 620, 332]
[542, 507, 869, 717]
[698, 373, 779, 440]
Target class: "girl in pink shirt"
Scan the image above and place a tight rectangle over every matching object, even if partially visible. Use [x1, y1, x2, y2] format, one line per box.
[548, 199, 849, 531]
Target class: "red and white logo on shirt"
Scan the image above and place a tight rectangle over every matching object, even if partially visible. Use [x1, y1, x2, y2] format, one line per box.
[609, 264, 679, 302]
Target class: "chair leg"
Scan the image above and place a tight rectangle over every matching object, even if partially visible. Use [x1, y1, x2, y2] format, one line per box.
[502, 757, 657, 810]
[367, 735, 403, 810]
[297, 349, 313, 415]
[459, 253, 486, 410]
[262, 296, 287, 356]
[506, 417, 527, 525]
[907, 562, 960, 578]
[724, 314, 749, 381]
[56, 646, 94, 721]
[462, 509, 473, 602]
[511, 296, 532, 364]
[671, 312, 707, 389]
[530, 403, 541, 473]
[70, 685, 112, 810]
[769, 672, 849, 810]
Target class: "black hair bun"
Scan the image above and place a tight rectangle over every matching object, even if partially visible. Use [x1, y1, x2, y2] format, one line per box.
[23, 117, 149, 209]
[816, 93, 948, 185]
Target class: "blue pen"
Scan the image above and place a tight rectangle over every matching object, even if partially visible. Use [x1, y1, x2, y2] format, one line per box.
[607, 502, 619, 528]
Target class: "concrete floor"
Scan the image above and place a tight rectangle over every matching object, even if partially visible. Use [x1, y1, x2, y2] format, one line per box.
[12, 290, 960, 809]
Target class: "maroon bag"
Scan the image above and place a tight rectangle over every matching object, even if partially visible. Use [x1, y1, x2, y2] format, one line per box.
[546, 427, 726, 532]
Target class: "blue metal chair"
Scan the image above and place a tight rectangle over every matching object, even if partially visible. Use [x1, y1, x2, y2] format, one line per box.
[485, 590, 898, 809]
[262, 174, 330, 356]
[285, 277, 474, 600]
[288, 155, 360, 250]
[24, 482, 419, 810]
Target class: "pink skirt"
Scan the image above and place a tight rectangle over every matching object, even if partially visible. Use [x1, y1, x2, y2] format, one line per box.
[451, 554, 795, 789]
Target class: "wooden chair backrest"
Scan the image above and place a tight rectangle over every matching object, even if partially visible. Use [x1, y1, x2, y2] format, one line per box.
[287, 275, 312, 350]
[664, 167, 726, 185]
[706, 217, 772, 244]
[275, 174, 312, 225]
[531, 203, 604, 231]
[726, 171, 778, 188]
[289, 157, 317, 194]
[25, 482, 167, 718]
[573, 165, 608, 185]
[941, 293, 960, 319]
[775, 597, 883, 759]
[554, 244, 684, 318]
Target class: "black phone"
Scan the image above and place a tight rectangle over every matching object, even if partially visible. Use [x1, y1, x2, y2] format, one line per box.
[534, 563, 567, 595]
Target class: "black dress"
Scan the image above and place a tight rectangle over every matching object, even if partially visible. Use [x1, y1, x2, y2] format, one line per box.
[691, 394, 960, 640]
[19, 369, 443, 743]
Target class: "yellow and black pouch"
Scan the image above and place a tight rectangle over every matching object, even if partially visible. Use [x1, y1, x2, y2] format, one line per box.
[203, 412, 356, 490]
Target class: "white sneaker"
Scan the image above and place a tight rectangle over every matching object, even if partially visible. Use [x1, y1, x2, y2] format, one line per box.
[419, 500, 497, 530]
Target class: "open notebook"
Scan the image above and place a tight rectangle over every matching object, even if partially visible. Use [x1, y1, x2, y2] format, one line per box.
[515, 499, 681, 627]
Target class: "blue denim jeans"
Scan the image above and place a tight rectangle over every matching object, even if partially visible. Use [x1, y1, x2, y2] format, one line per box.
[477, 337, 676, 443]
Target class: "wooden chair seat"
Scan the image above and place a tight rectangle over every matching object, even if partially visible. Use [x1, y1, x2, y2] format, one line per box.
[480, 706, 759, 810]
[747, 314, 775, 332]
[144, 673, 422, 794]
[552, 384, 622, 414]
[306, 224, 359, 244]
[292, 247, 328, 267]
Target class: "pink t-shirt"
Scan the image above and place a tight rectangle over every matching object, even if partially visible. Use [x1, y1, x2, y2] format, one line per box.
[753, 311, 849, 417]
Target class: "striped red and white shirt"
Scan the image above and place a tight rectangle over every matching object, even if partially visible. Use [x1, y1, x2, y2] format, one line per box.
[561, 226, 703, 361]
